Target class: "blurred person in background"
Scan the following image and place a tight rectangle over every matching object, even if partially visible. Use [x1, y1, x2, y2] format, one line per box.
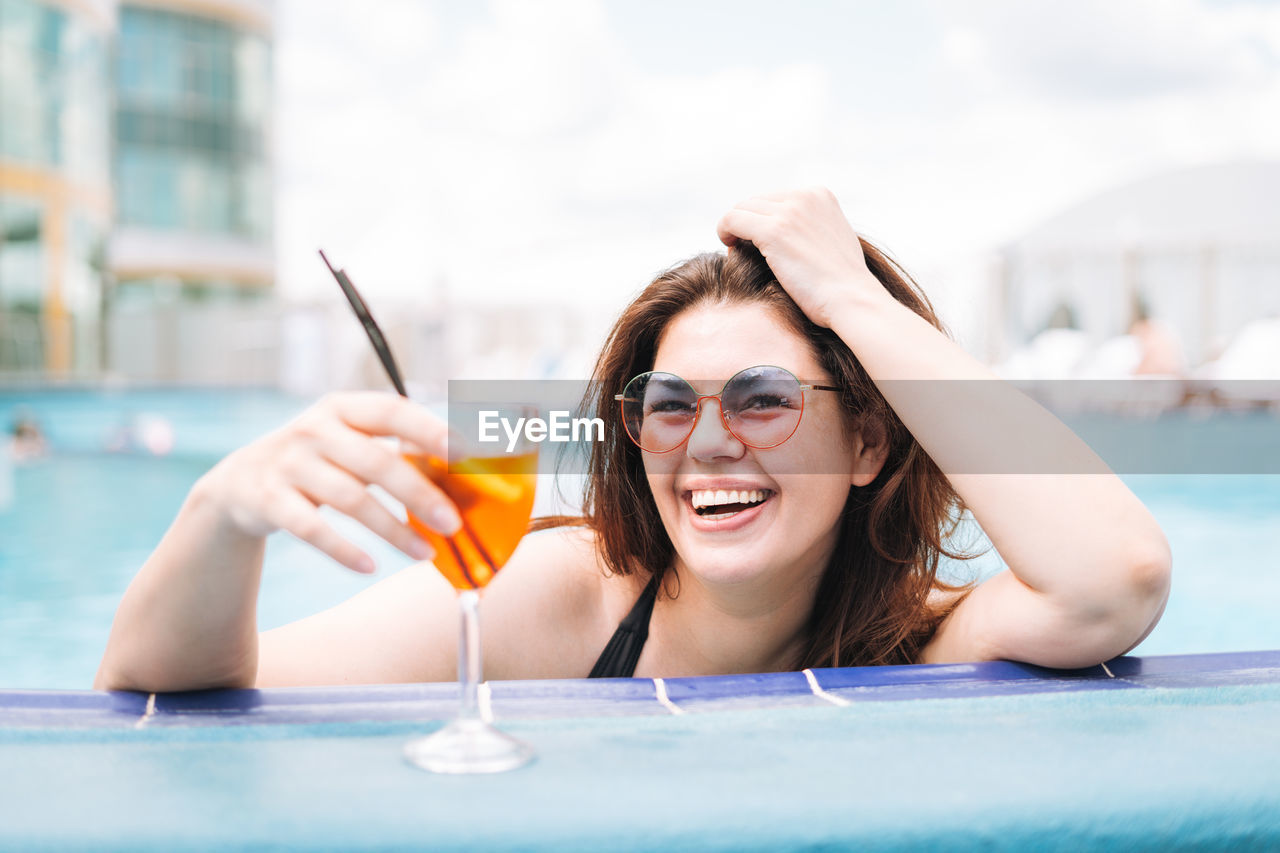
[8, 409, 49, 461]
[1128, 295, 1185, 378]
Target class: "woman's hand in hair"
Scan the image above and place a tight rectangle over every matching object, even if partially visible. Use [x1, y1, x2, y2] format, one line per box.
[716, 187, 891, 329]
[198, 392, 461, 573]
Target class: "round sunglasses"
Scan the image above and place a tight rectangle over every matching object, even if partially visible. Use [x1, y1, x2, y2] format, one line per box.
[614, 365, 842, 453]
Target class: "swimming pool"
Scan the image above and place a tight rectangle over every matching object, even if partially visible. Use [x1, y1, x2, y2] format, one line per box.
[2, 652, 1278, 850]
[2, 389, 1279, 689]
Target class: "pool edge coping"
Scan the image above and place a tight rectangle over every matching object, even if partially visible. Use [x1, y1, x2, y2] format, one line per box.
[3, 649, 1278, 728]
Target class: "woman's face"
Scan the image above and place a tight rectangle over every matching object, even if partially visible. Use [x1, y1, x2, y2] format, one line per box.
[643, 301, 881, 595]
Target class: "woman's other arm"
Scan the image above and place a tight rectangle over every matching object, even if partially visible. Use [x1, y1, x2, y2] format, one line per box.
[834, 291, 1171, 667]
[717, 188, 1171, 668]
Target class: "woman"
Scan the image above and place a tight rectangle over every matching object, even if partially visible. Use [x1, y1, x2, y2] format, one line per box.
[95, 189, 1171, 691]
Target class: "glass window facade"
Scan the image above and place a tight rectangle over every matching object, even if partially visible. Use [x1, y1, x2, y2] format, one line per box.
[0, 0, 110, 374]
[0, 0, 110, 180]
[0, 196, 45, 311]
[114, 5, 272, 240]
[2, 0, 274, 377]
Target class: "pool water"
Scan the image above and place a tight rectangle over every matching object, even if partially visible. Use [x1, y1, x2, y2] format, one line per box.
[2, 390, 1278, 689]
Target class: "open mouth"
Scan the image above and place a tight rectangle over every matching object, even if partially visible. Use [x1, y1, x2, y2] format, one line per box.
[689, 488, 772, 521]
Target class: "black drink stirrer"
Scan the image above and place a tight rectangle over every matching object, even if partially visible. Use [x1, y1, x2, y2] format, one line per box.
[319, 249, 408, 397]
[319, 249, 495, 586]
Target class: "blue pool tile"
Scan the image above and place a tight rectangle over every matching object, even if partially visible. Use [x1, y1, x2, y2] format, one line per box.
[811, 659, 1108, 693]
[1105, 649, 1280, 679]
[152, 687, 263, 714]
[144, 702, 461, 727]
[488, 677, 667, 718]
[664, 671, 813, 700]
[488, 678, 658, 702]
[812, 652, 1280, 701]
[0, 689, 149, 728]
[0, 689, 147, 712]
[810, 658, 1137, 703]
[0, 706, 145, 729]
[1110, 668, 1280, 690]
[148, 683, 461, 727]
[824, 675, 1140, 704]
[662, 671, 828, 712]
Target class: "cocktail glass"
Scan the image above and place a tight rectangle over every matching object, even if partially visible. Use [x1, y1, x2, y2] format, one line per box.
[402, 403, 538, 773]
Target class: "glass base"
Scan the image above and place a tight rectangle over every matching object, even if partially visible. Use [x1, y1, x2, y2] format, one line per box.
[404, 718, 534, 774]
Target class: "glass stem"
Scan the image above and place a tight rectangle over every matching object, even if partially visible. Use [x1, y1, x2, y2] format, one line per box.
[457, 589, 482, 722]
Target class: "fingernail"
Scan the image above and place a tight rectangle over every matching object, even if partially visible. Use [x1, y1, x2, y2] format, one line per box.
[357, 557, 376, 574]
[430, 506, 461, 535]
[409, 539, 434, 560]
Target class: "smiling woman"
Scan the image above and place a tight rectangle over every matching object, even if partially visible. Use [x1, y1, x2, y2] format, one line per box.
[94, 188, 1171, 694]
[559, 241, 977, 673]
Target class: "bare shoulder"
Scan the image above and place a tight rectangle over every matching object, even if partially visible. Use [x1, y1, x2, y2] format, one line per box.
[926, 586, 969, 611]
[482, 525, 647, 679]
[489, 525, 608, 612]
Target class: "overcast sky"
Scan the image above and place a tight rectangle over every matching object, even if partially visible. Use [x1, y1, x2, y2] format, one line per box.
[273, 0, 1280, 343]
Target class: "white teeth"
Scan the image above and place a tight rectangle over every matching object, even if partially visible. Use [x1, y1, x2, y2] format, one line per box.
[689, 489, 768, 510]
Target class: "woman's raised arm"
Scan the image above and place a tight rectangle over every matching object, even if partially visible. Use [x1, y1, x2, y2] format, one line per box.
[717, 188, 1172, 668]
[94, 392, 462, 692]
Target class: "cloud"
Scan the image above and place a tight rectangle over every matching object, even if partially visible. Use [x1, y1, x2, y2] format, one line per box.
[275, 0, 841, 308]
[273, 0, 1280, 364]
[935, 0, 1280, 101]
[427, 0, 622, 139]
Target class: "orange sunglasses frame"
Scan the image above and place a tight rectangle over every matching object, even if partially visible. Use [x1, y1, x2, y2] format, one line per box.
[615, 365, 842, 453]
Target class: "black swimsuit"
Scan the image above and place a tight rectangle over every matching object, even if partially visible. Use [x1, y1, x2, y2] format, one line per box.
[588, 574, 660, 678]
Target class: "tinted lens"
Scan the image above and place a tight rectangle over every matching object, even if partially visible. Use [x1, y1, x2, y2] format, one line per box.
[621, 372, 699, 452]
[720, 366, 804, 448]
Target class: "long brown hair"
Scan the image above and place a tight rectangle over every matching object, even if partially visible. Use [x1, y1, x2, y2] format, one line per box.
[537, 241, 974, 668]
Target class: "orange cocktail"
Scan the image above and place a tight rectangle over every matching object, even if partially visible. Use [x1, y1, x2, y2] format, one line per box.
[405, 452, 537, 589]
[403, 402, 539, 774]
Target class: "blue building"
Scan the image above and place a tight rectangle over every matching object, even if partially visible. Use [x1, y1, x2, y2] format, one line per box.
[0, 0, 113, 375]
[0, 0, 274, 379]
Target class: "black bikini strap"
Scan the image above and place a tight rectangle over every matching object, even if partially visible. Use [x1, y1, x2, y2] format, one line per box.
[587, 573, 660, 678]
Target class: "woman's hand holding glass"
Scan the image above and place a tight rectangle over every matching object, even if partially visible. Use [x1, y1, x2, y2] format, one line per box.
[199, 391, 462, 574]
[715, 187, 892, 329]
